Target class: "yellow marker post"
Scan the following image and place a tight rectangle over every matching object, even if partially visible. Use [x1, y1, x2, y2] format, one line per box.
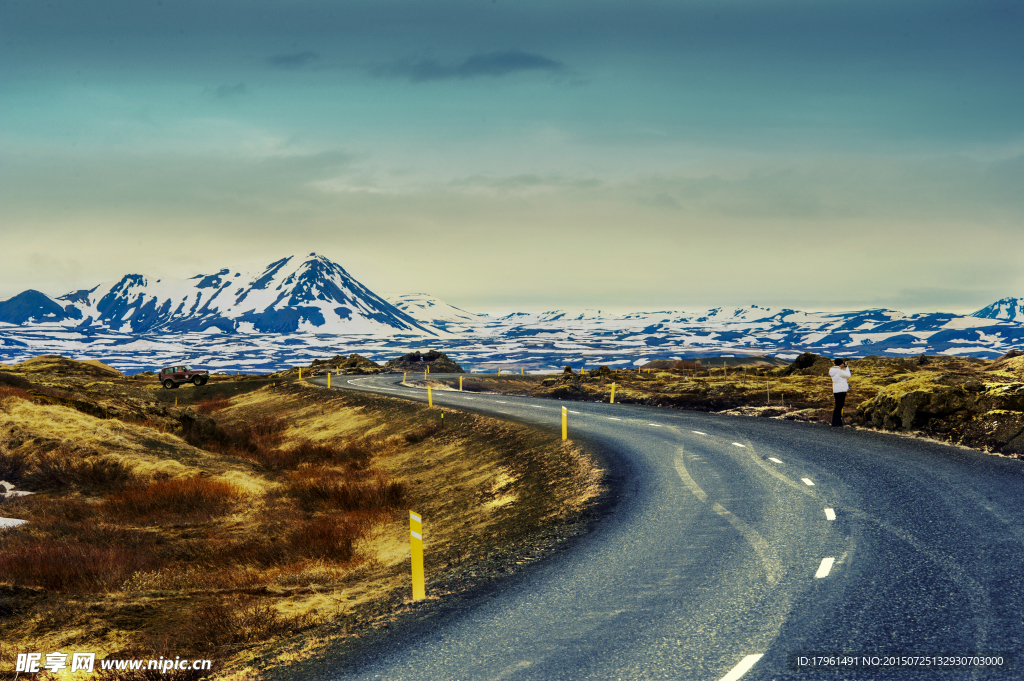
[610, 383, 616, 404]
[327, 373, 331, 389]
[520, 368, 524, 375]
[175, 396, 177, 407]
[403, 372, 407, 384]
[409, 511, 425, 601]
[427, 365, 430, 374]
[428, 386, 433, 407]
[441, 412, 444, 428]
[298, 368, 302, 380]
[498, 368, 501, 377]
[638, 366, 641, 374]
[459, 376, 463, 391]
[561, 406, 567, 440]
[424, 369, 427, 380]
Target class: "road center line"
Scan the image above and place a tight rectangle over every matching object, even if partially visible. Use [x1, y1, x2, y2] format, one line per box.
[815, 557, 836, 578]
[673, 453, 707, 502]
[719, 654, 765, 681]
[768, 457, 784, 464]
[712, 504, 782, 585]
[801, 478, 815, 486]
[824, 508, 836, 520]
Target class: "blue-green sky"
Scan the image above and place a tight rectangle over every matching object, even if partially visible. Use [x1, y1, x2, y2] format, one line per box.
[2, 0, 1022, 313]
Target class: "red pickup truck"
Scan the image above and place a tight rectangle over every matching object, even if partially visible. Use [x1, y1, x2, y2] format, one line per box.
[159, 365, 209, 389]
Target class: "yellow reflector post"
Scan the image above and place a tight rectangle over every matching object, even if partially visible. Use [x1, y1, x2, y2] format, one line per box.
[409, 511, 425, 601]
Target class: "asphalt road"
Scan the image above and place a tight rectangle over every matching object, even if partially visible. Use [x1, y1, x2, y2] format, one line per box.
[308, 373, 1024, 680]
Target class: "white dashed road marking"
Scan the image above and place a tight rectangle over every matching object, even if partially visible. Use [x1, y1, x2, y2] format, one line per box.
[608, 417, 622, 421]
[732, 443, 746, 447]
[648, 424, 663, 427]
[815, 557, 836, 578]
[768, 457, 784, 464]
[719, 654, 764, 681]
[824, 508, 836, 520]
[495, 401, 507, 403]
[692, 431, 707, 435]
[801, 478, 815, 486]
[569, 411, 581, 414]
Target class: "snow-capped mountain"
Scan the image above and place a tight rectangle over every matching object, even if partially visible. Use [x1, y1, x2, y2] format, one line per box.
[2, 264, 1023, 372]
[0, 254, 437, 335]
[973, 297, 1024, 323]
[385, 293, 487, 334]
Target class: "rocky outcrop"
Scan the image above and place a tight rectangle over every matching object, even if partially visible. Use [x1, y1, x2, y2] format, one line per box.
[855, 374, 1024, 454]
[310, 354, 382, 375]
[779, 352, 833, 377]
[984, 350, 1024, 373]
[384, 350, 464, 374]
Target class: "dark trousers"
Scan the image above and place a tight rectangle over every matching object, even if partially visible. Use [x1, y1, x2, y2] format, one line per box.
[831, 391, 847, 427]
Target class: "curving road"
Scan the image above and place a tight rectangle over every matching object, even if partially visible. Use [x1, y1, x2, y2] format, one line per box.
[307, 373, 1024, 680]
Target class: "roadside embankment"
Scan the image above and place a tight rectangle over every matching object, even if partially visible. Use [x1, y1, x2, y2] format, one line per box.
[0, 357, 605, 680]
[437, 353, 1024, 458]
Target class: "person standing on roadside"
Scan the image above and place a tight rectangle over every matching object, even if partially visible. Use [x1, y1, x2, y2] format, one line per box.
[829, 358, 852, 427]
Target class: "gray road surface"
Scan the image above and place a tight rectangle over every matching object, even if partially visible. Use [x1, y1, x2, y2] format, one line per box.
[296, 373, 1024, 680]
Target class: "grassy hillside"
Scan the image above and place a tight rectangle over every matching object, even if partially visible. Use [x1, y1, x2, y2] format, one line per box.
[436, 353, 1024, 457]
[0, 358, 605, 679]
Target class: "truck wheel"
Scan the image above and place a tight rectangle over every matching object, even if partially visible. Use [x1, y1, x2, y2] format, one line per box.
[192, 375, 204, 386]
[163, 379, 175, 389]
[200, 376, 208, 386]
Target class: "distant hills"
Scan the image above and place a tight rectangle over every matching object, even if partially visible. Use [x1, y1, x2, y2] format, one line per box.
[971, 297, 1024, 323]
[0, 253, 1021, 371]
[0, 254, 433, 335]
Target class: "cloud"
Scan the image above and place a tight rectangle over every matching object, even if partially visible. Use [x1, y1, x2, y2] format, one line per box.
[268, 51, 320, 69]
[371, 50, 563, 82]
[215, 83, 248, 98]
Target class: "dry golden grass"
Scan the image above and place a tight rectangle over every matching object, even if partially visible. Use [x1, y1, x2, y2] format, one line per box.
[0, 371, 605, 679]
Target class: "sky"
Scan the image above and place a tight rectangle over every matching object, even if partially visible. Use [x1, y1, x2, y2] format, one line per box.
[2, 0, 1022, 314]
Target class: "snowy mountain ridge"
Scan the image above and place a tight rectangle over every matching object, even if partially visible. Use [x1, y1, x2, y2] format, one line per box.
[0, 253, 436, 336]
[1, 254, 1021, 372]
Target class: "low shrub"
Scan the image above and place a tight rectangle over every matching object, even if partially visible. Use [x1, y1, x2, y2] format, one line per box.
[404, 423, 442, 444]
[288, 515, 361, 561]
[0, 385, 31, 402]
[287, 470, 406, 512]
[0, 539, 162, 592]
[0, 371, 33, 390]
[26, 444, 137, 493]
[102, 476, 240, 522]
[178, 598, 298, 654]
[194, 397, 232, 414]
[0, 447, 29, 486]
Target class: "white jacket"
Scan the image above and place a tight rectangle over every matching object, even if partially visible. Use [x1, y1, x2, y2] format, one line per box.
[829, 366, 851, 393]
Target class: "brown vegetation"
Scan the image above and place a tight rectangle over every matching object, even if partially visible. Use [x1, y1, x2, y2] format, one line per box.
[440, 353, 1024, 456]
[0, 356, 605, 679]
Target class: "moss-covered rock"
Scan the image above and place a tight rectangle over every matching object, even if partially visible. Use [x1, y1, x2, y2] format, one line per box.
[383, 350, 464, 374]
[780, 352, 833, 377]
